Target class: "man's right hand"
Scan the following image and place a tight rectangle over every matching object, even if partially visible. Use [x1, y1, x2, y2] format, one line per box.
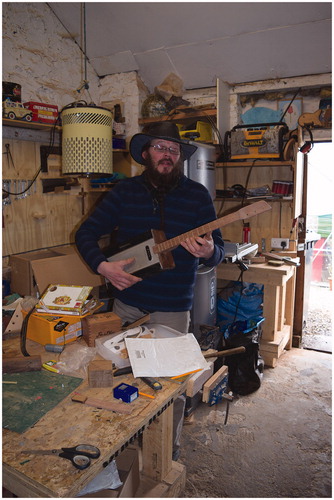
[97, 259, 142, 290]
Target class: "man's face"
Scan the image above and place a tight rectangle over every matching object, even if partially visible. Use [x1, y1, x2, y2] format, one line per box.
[142, 139, 183, 188]
[142, 139, 181, 173]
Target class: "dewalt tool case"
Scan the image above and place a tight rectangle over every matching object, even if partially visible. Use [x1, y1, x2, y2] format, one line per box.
[225, 122, 289, 160]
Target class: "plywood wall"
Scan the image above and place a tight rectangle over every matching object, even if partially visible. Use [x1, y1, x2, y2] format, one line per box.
[2, 138, 88, 263]
[214, 162, 298, 252]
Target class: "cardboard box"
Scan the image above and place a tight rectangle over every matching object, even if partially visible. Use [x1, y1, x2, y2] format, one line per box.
[10, 246, 104, 297]
[22, 310, 83, 345]
[10, 249, 62, 296]
[115, 447, 140, 497]
[79, 447, 140, 498]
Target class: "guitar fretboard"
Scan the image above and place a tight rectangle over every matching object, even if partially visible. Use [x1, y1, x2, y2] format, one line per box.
[153, 200, 271, 254]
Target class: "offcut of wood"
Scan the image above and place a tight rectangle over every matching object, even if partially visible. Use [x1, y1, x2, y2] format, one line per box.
[88, 360, 113, 388]
[71, 392, 132, 414]
[186, 361, 214, 397]
[202, 365, 229, 403]
[2, 355, 42, 374]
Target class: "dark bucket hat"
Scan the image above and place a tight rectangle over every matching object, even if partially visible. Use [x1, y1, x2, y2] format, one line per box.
[129, 122, 197, 164]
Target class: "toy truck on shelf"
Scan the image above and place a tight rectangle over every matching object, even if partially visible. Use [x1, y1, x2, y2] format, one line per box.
[23, 101, 58, 124]
[2, 100, 33, 121]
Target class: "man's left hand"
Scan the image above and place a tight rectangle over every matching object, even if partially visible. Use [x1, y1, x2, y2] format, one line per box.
[181, 232, 214, 260]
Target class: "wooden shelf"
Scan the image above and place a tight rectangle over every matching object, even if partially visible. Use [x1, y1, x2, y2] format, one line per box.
[216, 160, 294, 168]
[215, 196, 293, 202]
[3, 118, 61, 131]
[138, 108, 216, 125]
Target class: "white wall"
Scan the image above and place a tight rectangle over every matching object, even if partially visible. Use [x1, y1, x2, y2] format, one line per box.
[2, 2, 330, 142]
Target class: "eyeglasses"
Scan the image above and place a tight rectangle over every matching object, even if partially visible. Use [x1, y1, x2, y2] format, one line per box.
[149, 143, 181, 155]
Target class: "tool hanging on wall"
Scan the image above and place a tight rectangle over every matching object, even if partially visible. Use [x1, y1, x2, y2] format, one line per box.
[299, 126, 314, 154]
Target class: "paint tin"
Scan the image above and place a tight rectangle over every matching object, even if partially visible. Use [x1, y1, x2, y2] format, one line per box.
[2, 81, 22, 102]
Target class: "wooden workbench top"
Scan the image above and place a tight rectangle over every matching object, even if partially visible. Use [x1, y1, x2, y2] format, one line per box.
[217, 262, 295, 286]
[2, 337, 186, 498]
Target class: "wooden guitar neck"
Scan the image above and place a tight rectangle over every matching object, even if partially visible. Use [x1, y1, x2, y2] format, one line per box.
[153, 200, 272, 254]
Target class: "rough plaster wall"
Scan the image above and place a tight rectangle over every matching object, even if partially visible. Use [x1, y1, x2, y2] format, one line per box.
[2, 2, 147, 139]
[2, 2, 100, 109]
[2, 3, 328, 139]
[99, 72, 148, 139]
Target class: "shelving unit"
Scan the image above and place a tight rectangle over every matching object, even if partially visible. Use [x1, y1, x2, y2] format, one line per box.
[3, 117, 61, 131]
[216, 160, 294, 168]
[214, 152, 302, 254]
[138, 107, 216, 126]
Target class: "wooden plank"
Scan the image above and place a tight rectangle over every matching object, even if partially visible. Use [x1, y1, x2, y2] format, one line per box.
[260, 325, 291, 355]
[217, 78, 230, 140]
[202, 365, 228, 403]
[142, 403, 173, 482]
[285, 272, 296, 349]
[262, 284, 280, 341]
[2, 355, 42, 373]
[278, 282, 286, 331]
[138, 108, 216, 125]
[217, 263, 294, 287]
[137, 461, 186, 498]
[186, 361, 214, 397]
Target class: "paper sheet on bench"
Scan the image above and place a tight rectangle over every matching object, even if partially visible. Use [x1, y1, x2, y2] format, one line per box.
[125, 333, 209, 377]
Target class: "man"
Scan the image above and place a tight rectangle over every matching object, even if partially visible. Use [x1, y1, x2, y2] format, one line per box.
[76, 122, 225, 332]
[76, 121, 224, 459]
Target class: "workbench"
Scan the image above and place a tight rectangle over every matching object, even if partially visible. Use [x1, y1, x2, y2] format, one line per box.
[2, 338, 186, 498]
[217, 262, 296, 367]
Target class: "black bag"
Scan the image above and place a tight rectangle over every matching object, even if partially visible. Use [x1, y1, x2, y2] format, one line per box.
[224, 323, 264, 395]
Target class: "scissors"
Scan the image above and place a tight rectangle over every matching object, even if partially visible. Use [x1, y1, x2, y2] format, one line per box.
[21, 444, 100, 470]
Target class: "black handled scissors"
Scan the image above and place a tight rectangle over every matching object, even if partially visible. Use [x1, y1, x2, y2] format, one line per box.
[22, 444, 100, 470]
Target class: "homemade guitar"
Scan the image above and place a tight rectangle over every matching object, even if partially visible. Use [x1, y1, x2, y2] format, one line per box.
[106, 200, 272, 278]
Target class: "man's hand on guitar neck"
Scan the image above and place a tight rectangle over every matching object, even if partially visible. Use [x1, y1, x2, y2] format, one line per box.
[181, 232, 214, 260]
[97, 259, 142, 290]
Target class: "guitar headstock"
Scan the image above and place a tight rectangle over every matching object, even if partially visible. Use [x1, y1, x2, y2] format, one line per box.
[238, 200, 272, 220]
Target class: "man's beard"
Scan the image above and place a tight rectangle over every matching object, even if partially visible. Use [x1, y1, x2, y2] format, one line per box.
[145, 156, 183, 189]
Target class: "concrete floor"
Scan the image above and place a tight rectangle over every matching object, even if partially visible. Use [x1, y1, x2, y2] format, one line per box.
[179, 347, 332, 498]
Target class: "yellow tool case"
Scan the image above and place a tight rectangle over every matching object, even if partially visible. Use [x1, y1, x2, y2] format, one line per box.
[177, 121, 212, 142]
[225, 122, 289, 160]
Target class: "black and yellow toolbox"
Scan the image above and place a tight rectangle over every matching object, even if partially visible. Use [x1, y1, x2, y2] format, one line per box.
[177, 121, 212, 142]
[224, 122, 289, 160]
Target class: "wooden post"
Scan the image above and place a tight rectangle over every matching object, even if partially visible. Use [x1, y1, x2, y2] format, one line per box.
[142, 402, 173, 482]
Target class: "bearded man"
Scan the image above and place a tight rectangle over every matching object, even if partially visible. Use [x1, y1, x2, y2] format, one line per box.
[75, 121, 225, 459]
[76, 121, 225, 332]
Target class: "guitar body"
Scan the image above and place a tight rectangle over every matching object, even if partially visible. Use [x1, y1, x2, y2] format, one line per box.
[106, 229, 175, 278]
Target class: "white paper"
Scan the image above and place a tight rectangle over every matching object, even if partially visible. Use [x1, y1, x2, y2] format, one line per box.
[124, 333, 209, 377]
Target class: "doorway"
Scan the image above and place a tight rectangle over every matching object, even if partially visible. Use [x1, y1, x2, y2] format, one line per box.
[302, 142, 333, 353]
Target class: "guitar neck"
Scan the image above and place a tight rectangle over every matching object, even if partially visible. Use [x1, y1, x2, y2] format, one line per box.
[153, 200, 271, 254]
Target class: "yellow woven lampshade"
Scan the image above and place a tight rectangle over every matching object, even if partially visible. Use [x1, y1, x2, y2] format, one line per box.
[61, 105, 113, 175]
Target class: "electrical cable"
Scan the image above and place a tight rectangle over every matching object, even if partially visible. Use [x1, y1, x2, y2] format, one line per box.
[20, 305, 36, 357]
[2, 118, 60, 197]
[232, 270, 245, 324]
[224, 400, 230, 425]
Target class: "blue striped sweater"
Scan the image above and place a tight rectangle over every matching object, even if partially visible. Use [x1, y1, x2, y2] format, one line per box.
[75, 173, 225, 312]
